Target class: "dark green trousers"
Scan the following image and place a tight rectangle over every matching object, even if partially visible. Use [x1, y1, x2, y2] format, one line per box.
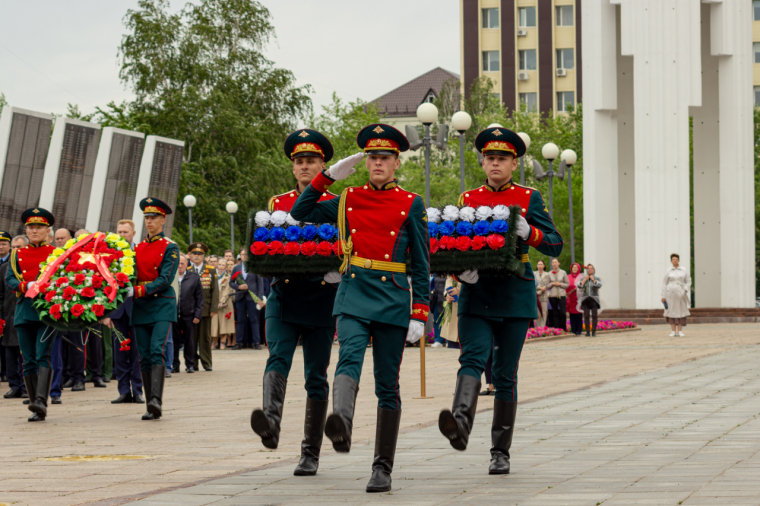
[335, 314, 407, 411]
[264, 317, 333, 400]
[134, 321, 172, 372]
[17, 323, 56, 377]
[102, 325, 113, 379]
[457, 315, 530, 403]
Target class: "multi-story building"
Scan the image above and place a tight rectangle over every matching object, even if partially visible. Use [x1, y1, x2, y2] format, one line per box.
[460, 0, 582, 115]
[754, 0, 760, 105]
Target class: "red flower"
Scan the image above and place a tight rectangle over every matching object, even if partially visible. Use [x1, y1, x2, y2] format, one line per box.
[472, 236, 487, 251]
[300, 241, 317, 257]
[37, 282, 50, 293]
[225, 311, 232, 320]
[55, 277, 68, 287]
[81, 286, 96, 298]
[91, 304, 105, 317]
[62, 286, 77, 301]
[316, 241, 333, 257]
[438, 236, 455, 251]
[114, 273, 128, 285]
[44, 290, 56, 303]
[73, 273, 86, 285]
[50, 304, 62, 320]
[429, 238, 439, 254]
[283, 242, 300, 256]
[267, 241, 284, 255]
[92, 274, 105, 288]
[332, 241, 343, 256]
[103, 285, 114, 297]
[82, 262, 97, 271]
[455, 236, 472, 251]
[486, 234, 505, 250]
[71, 304, 85, 318]
[251, 242, 268, 256]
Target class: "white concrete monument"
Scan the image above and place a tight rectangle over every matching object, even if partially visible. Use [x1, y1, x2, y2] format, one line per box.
[582, 0, 755, 309]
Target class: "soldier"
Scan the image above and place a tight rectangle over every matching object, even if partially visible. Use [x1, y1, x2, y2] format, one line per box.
[291, 124, 430, 493]
[187, 243, 218, 371]
[132, 198, 179, 420]
[438, 127, 563, 474]
[249, 129, 339, 476]
[4, 208, 56, 421]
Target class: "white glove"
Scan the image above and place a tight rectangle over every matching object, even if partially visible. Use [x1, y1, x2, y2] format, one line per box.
[27, 281, 36, 290]
[458, 270, 479, 284]
[405, 320, 425, 343]
[126, 286, 134, 298]
[323, 271, 342, 284]
[516, 215, 531, 240]
[327, 152, 364, 181]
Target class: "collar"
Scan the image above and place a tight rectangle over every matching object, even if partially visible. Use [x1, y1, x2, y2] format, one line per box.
[30, 241, 48, 248]
[485, 179, 512, 192]
[0, 253, 9, 261]
[146, 232, 165, 243]
[193, 262, 204, 270]
[179, 271, 186, 279]
[368, 179, 399, 191]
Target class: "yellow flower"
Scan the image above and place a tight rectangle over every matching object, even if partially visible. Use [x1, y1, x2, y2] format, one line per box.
[122, 266, 134, 276]
[123, 249, 135, 257]
[65, 239, 76, 249]
[116, 240, 130, 249]
[46, 256, 56, 264]
[106, 234, 120, 243]
[77, 234, 89, 242]
[52, 248, 65, 256]
[122, 257, 135, 267]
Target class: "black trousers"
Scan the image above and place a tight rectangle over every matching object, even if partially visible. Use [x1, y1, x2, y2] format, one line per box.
[62, 331, 86, 383]
[173, 315, 196, 370]
[569, 313, 584, 335]
[5, 345, 23, 391]
[548, 296, 567, 331]
[0, 343, 5, 378]
[86, 331, 103, 381]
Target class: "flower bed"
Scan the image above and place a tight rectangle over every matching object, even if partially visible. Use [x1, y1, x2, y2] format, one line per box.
[527, 321, 638, 340]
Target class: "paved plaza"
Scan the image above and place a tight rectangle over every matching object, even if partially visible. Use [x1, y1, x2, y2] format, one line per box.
[1, 323, 758, 506]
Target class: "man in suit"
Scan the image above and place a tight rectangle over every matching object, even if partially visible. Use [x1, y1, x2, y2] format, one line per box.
[173, 254, 203, 373]
[1, 234, 25, 399]
[229, 248, 268, 350]
[187, 243, 218, 371]
[0, 230, 10, 383]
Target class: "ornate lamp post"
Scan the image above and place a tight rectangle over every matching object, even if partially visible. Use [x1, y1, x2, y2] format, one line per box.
[560, 149, 578, 263]
[183, 194, 196, 243]
[451, 111, 472, 193]
[517, 132, 531, 185]
[226, 201, 238, 253]
[416, 103, 439, 207]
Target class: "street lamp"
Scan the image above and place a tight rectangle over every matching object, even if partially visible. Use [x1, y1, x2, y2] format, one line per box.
[183, 194, 196, 243]
[451, 111, 472, 193]
[517, 132, 531, 185]
[417, 103, 438, 207]
[226, 201, 238, 253]
[532, 142, 560, 217]
[560, 149, 578, 263]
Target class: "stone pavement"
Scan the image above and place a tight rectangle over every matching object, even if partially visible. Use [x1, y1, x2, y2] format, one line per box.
[0, 323, 758, 505]
[132, 336, 760, 506]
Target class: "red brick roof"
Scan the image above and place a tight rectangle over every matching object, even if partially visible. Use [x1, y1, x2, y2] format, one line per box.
[372, 67, 460, 117]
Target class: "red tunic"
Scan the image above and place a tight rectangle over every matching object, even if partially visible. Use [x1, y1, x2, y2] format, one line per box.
[135, 236, 172, 284]
[268, 187, 337, 212]
[17, 244, 54, 288]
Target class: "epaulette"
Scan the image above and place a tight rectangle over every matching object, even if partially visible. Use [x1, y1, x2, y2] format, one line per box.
[512, 183, 538, 192]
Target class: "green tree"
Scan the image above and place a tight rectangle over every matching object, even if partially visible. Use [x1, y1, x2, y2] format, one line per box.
[0, 92, 7, 116]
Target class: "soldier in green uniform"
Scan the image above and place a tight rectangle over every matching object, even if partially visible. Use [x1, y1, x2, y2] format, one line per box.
[187, 243, 218, 371]
[132, 198, 179, 420]
[249, 129, 339, 476]
[438, 127, 563, 474]
[291, 124, 430, 493]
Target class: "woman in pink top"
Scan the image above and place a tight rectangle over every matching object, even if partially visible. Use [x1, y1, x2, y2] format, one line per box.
[566, 263, 583, 335]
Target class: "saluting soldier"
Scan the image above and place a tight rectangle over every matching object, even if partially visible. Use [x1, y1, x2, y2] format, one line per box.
[249, 129, 339, 476]
[5, 208, 55, 422]
[438, 127, 563, 474]
[187, 243, 217, 371]
[132, 198, 179, 420]
[291, 124, 430, 493]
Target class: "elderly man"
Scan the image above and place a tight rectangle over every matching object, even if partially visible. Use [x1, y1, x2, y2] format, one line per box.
[173, 254, 203, 373]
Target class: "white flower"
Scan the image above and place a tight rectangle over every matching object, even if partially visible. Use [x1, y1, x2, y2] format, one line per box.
[285, 214, 299, 226]
[475, 206, 492, 221]
[492, 205, 510, 220]
[254, 211, 271, 227]
[426, 207, 441, 224]
[458, 206, 476, 222]
[442, 205, 459, 221]
[270, 210, 288, 227]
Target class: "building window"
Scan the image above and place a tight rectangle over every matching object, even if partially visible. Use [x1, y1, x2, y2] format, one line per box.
[519, 50, 537, 71]
[557, 91, 575, 112]
[556, 48, 574, 69]
[482, 51, 500, 72]
[755, 42, 760, 64]
[755, 87, 760, 107]
[425, 92, 436, 103]
[755, 1, 760, 21]
[556, 5, 573, 26]
[518, 7, 536, 28]
[519, 93, 538, 111]
[482, 8, 499, 29]
[491, 93, 501, 102]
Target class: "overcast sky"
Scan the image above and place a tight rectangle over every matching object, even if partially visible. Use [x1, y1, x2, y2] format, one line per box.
[0, 1, 460, 118]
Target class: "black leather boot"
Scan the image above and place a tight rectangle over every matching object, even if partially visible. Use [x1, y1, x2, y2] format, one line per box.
[29, 368, 52, 419]
[293, 398, 329, 476]
[250, 371, 287, 449]
[439, 374, 481, 450]
[147, 365, 165, 419]
[141, 370, 153, 420]
[489, 399, 518, 475]
[366, 407, 402, 493]
[24, 374, 43, 422]
[324, 374, 359, 453]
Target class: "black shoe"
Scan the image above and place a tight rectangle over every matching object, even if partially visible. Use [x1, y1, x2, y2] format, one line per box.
[4, 388, 22, 399]
[21, 391, 29, 399]
[103, 377, 111, 383]
[366, 407, 402, 493]
[172, 366, 180, 373]
[30, 368, 52, 418]
[142, 412, 155, 420]
[165, 370, 171, 378]
[72, 381, 85, 392]
[186, 366, 195, 373]
[62, 379, 74, 389]
[93, 378, 107, 388]
[324, 375, 360, 453]
[479, 388, 494, 396]
[23, 399, 30, 404]
[252, 344, 262, 350]
[592, 330, 597, 337]
[231, 345, 241, 350]
[1, 374, 7, 382]
[294, 398, 329, 476]
[250, 371, 287, 449]
[439, 374, 481, 451]
[51, 396, 62, 404]
[489, 400, 518, 475]
[28, 412, 45, 422]
[585, 331, 590, 337]
[133, 393, 145, 404]
[204, 367, 212, 372]
[147, 365, 165, 419]
[111, 394, 133, 404]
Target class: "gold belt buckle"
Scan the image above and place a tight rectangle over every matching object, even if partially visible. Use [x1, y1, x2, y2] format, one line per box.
[364, 259, 372, 269]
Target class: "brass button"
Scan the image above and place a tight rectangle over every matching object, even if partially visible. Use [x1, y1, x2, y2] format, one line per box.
[290, 193, 295, 197]
[321, 281, 326, 285]
[401, 211, 405, 216]
[384, 254, 389, 259]
[351, 229, 356, 233]
[275, 199, 280, 203]
[390, 231, 395, 236]
[350, 188, 354, 192]
[23, 270, 26, 273]
[381, 276, 387, 282]
[522, 208, 527, 213]
[363, 185, 368, 189]
[322, 193, 326, 196]
[407, 195, 412, 198]
[465, 193, 469, 197]
[348, 207, 352, 211]
[526, 190, 530, 194]
[351, 273, 355, 278]
[364, 259, 372, 269]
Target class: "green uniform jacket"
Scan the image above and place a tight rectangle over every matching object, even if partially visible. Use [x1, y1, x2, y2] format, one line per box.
[266, 276, 338, 328]
[131, 233, 179, 326]
[188, 262, 218, 317]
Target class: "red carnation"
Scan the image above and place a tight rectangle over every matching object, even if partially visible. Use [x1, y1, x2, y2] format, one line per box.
[44, 290, 56, 303]
[37, 282, 50, 293]
[103, 285, 114, 297]
[283, 242, 300, 256]
[438, 236, 455, 251]
[56, 277, 68, 287]
[251, 242, 268, 256]
[430, 238, 439, 254]
[472, 236, 487, 250]
[455, 236, 472, 251]
[62, 286, 77, 301]
[332, 241, 343, 256]
[225, 311, 232, 320]
[81, 286, 96, 298]
[74, 273, 86, 285]
[92, 274, 105, 288]
[115, 273, 129, 285]
[71, 304, 85, 318]
[50, 304, 62, 320]
[91, 304, 105, 317]
[316, 241, 333, 257]
[268, 241, 285, 255]
[486, 234, 505, 250]
[300, 241, 317, 257]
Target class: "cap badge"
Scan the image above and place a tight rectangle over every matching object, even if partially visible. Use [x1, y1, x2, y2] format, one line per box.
[33, 209, 39, 213]
[372, 126, 385, 134]
[492, 130, 503, 137]
[298, 131, 309, 138]
[146, 198, 153, 203]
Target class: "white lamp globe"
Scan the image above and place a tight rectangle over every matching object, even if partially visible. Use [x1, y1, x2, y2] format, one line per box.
[487, 123, 503, 129]
[542, 142, 560, 161]
[517, 132, 531, 150]
[561, 149, 577, 166]
[451, 111, 472, 132]
[183, 195, 196, 208]
[416, 102, 439, 125]
[226, 201, 238, 214]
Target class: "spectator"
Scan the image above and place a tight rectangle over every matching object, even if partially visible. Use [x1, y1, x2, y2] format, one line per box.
[440, 276, 461, 349]
[1, 235, 27, 399]
[429, 274, 446, 348]
[46, 229, 54, 245]
[229, 248, 268, 350]
[173, 254, 203, 373]
[566, 262, 583, 335]
[661, 253, 691, 337]
[547, 258, 569, 331]
[223, 249, 234, 265]
[208, 255, 218, 271]
[534, 260, 550, 328]
[211, 259, 236, 349]
[0, 231, 9, 384]
[576, 264, 602, 336]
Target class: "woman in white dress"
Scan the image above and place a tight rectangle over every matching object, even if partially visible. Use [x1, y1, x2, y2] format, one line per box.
[661, 253, 691, 337]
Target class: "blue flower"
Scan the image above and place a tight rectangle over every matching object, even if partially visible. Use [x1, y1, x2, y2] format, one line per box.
[455, 221, 473, 237]
[428, 222, 439, 238]
[439, 220, 455, 236]
[302, 224, 318, 240]
[490, 220, 509, 234]
[285, 226, 302, 242]
[474, 220, 490, 236]
[253, 227, 270, 242]
[318, 224, 336, 240]
[269, 227, 285, 241]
